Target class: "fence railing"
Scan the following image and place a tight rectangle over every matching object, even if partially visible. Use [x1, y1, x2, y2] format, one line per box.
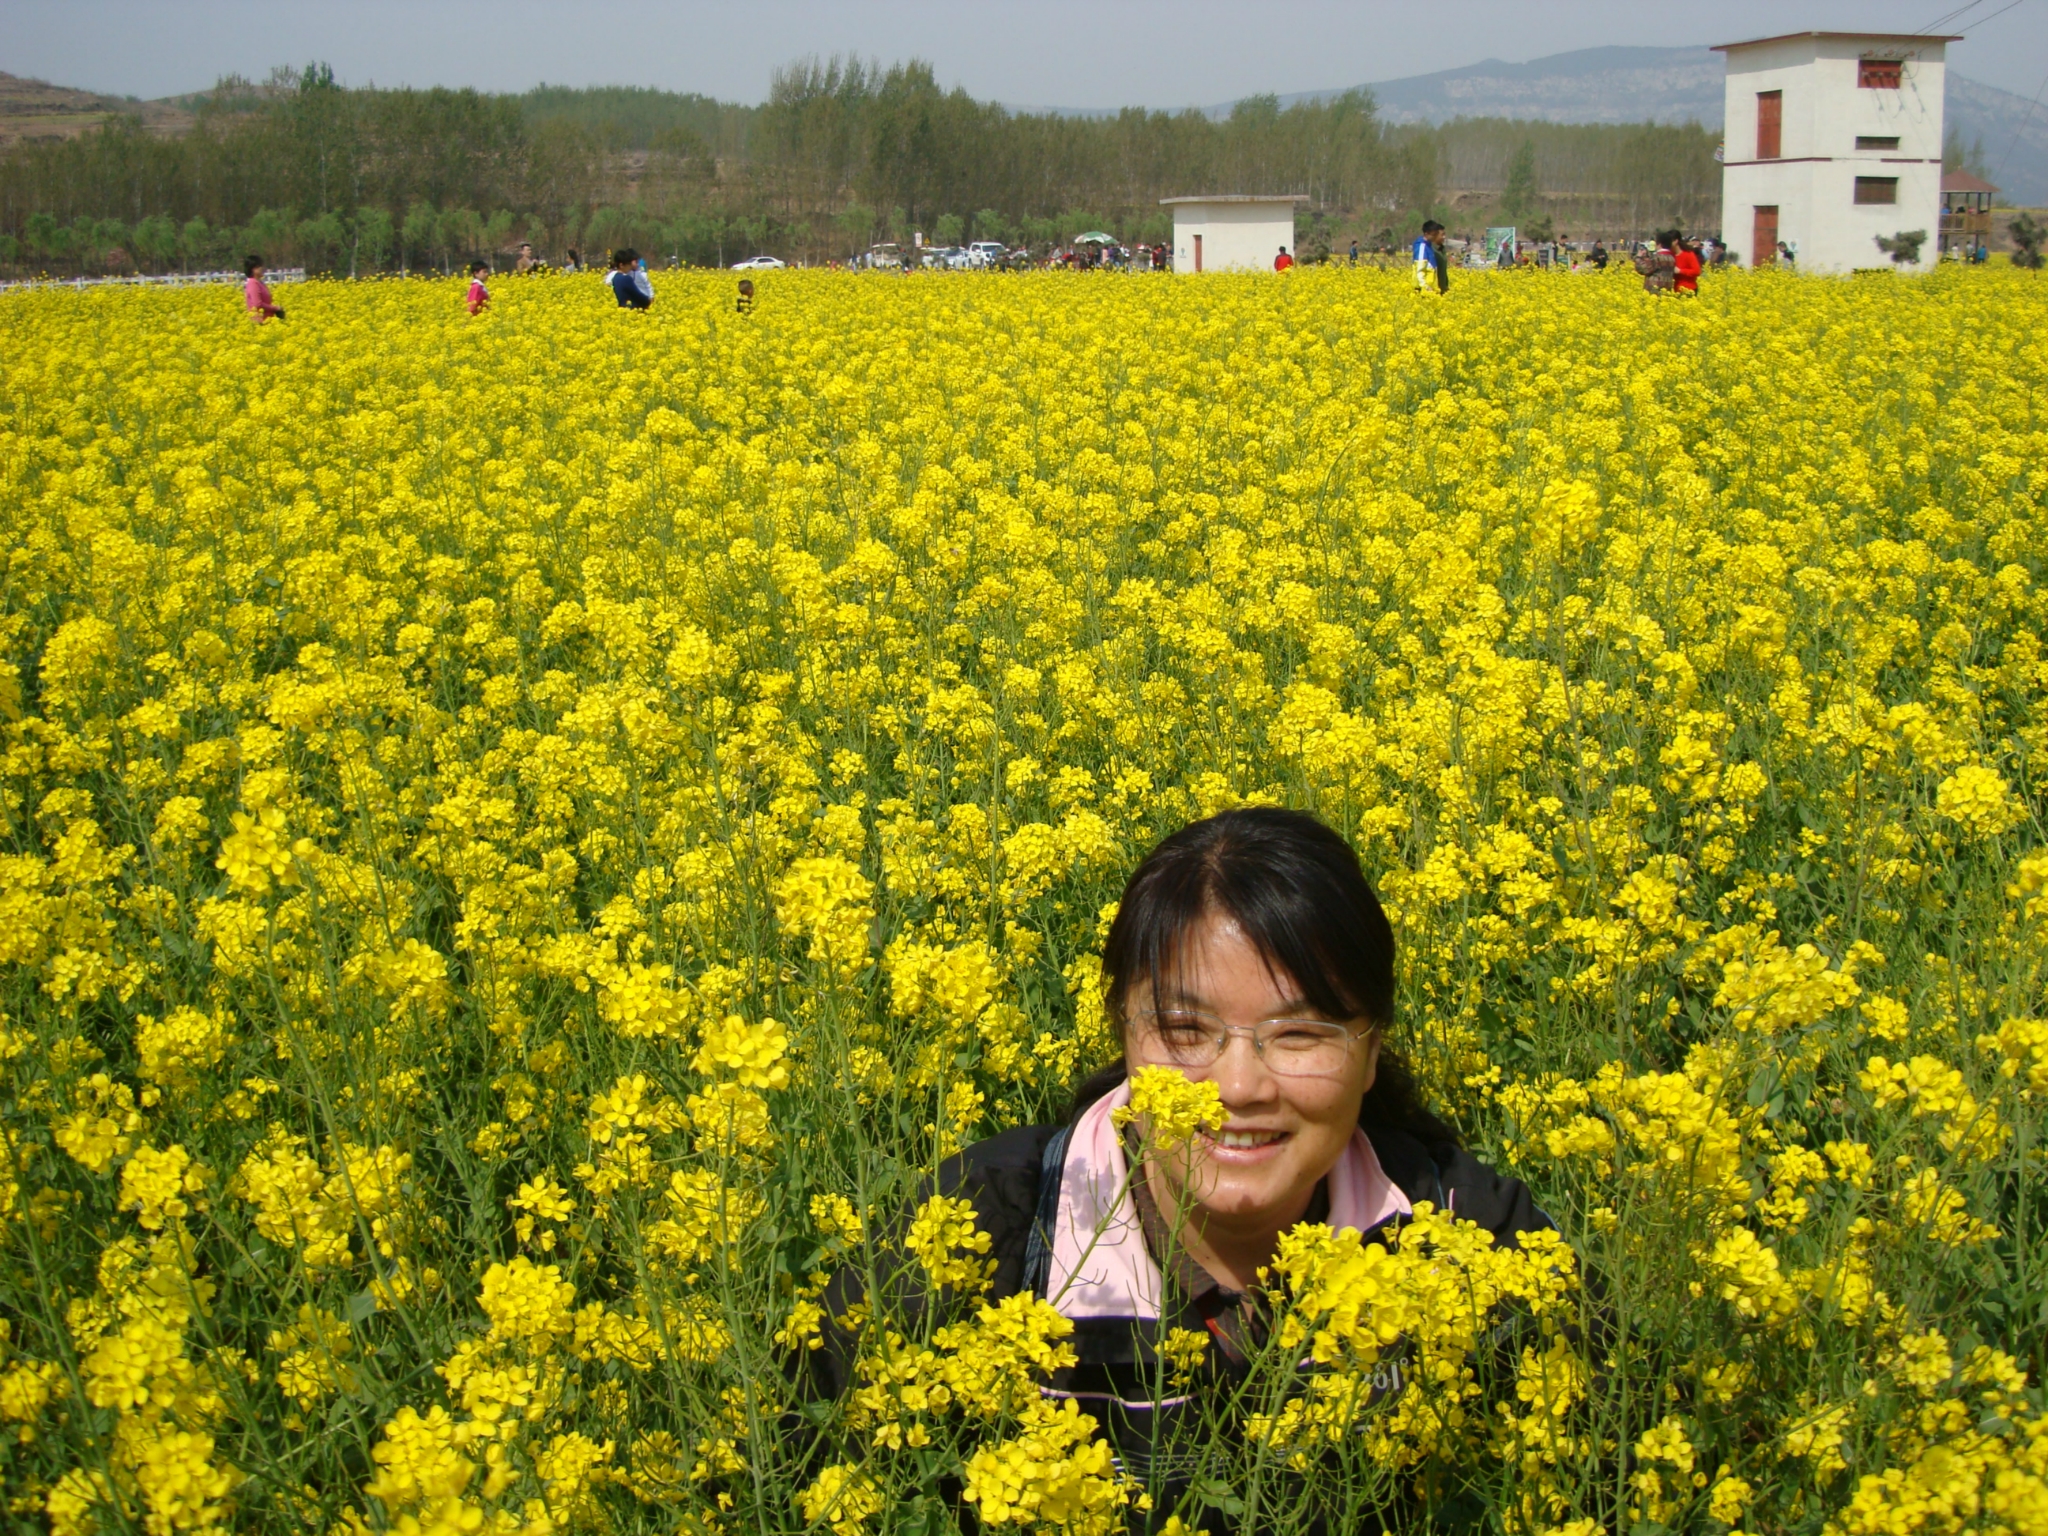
[0, 267, 307, 295]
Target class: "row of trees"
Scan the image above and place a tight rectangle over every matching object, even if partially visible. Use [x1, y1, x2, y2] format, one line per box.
[1413, 119, 1723, 238]
[0, 57, 1723, 274]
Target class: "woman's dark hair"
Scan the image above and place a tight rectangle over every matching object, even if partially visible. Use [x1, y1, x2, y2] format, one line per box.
[1071, 807, 1458, 1152]
[243, 253, 265, 276]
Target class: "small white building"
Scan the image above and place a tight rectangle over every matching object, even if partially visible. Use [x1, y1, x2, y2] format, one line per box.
[1714, 31, 1956, 274]
[1160, 195, 1305, 272]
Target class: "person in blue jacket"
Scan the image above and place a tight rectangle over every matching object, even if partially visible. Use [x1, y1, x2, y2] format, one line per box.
[1411, 220, 1449, 294]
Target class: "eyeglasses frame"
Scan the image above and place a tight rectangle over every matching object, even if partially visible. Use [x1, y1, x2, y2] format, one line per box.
[1123, 1007, 1372, 1080]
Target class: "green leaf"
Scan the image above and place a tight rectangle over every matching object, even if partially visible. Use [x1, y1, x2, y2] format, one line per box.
[1745, 1063, 1779, 1107]
[1189, 1477, 1245, 1517]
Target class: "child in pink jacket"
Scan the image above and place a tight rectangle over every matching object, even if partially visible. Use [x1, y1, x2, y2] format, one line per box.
[467, 260, 491, 315]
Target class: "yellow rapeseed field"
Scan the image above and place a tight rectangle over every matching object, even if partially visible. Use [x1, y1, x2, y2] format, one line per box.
[1, 265, 2045, 1536]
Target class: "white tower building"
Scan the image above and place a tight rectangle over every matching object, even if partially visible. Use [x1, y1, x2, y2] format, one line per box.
[1714, 31, 1956, 274]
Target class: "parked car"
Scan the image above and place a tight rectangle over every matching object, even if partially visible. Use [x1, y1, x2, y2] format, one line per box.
[967, 241, 1006, 269]
[731, 255, 785, 270]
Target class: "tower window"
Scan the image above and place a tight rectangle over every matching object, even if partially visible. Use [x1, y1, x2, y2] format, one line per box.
[1855, 136, 1901, 151]
[1859, 58, 1904, 89]
[1854, 177, 1900, 205]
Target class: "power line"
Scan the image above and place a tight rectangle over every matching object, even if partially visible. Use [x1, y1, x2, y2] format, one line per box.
[1991, 63, 2048, 183]
[1954, 0, 2029, 35]
[1919, 0, 1988, 33]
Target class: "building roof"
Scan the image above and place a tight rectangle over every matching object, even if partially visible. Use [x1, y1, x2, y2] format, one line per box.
[1942, 169, 2000, 194]
[1712, 31, 1960, 51]
[1158, 194, 1308, 206]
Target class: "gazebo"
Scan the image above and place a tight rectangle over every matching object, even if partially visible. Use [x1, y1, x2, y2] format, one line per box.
[1939, 170, 1998, 255]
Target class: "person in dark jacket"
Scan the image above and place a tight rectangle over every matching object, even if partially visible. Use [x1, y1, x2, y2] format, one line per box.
[606, 248, 653, 309]
[810, 807, 1552, 1527]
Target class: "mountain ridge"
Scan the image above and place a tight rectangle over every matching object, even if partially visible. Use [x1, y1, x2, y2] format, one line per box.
[1260, 45, 2047, 204]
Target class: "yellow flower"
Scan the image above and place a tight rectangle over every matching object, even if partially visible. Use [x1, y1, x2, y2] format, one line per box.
[693, 1015, 791, 1090]
[478, 1256, 577, 1349]
[1112, 1065, 1226, 1152]
[905, 1194, 995, 1294]
[1933, 764, 2021, 837]
[800, 1464, 883, 1536]
[119, 1143, 207, 1230]
[960, 1398, 1128, 1534]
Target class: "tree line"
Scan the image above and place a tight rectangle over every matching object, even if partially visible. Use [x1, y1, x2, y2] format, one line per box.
[0, 58, 1722, 274]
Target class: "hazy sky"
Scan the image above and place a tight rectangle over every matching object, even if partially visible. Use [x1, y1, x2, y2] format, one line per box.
[9, 0, 2047, 106]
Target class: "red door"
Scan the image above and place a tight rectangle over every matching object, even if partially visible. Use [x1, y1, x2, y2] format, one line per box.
[1756, 91, 1782, 159]
[1193, 233, 1203, 272]
[1753, 205, 1779, 267]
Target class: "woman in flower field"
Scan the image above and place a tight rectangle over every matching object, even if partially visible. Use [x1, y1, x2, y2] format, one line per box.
[810, 808, 1556, 1528]
[241, 252, 284, 321]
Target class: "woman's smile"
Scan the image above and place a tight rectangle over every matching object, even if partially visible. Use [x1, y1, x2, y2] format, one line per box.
[1200, 1125, 1291, 1159]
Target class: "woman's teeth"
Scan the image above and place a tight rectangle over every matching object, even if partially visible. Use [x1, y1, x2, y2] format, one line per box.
[1210, 1129, 1285, 1149]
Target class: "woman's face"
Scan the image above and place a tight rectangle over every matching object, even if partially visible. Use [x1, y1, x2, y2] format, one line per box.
[1128, 910, 1378, 1239]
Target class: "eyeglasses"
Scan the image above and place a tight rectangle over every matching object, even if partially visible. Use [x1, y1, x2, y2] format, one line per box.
[1127, 1009, 1363, 1079]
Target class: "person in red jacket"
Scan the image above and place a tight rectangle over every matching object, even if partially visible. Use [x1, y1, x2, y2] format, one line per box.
[466, 260, 491, 315]
[1273, 246, 1294, 271]
[1673, 237, 1702, 296]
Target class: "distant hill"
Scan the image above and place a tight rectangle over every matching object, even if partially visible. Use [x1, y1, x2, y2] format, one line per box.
[1328, 46, 1724, 128]
[1268, 45, 2047, 206]
[0, 71, 191, 148]
[1946, 74, 2048, 208]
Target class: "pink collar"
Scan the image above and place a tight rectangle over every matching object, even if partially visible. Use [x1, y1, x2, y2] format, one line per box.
[1044, 1080, 1411, 1320]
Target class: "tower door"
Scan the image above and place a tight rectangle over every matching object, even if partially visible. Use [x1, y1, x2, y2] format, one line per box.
[1756, 90, 1782, 159]
[1193, 233, 1203, 272]
[1753, 205, 1779, 267]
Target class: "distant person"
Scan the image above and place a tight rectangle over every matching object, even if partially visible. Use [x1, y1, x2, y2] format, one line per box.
[1637, 231, 1676, 294]
[608, 248, 652, 309]
[514, 243, 537, 274]
[1673, 238, 1702, 296]
[1348, 238, 1360, 266]
[737, 277, 755, 315]
[563, 248, 582, 273]
[1274, 246, 1293, 272]
[1411, 220, 1448, 294]
[467, 259, 491, 314]
[243, 254, 285, 322]
[1590, 240, 1609, 270]
[1777, 240, 1795, 269]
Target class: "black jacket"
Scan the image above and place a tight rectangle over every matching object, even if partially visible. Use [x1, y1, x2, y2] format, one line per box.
[808, 1122, 1552, 1531]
